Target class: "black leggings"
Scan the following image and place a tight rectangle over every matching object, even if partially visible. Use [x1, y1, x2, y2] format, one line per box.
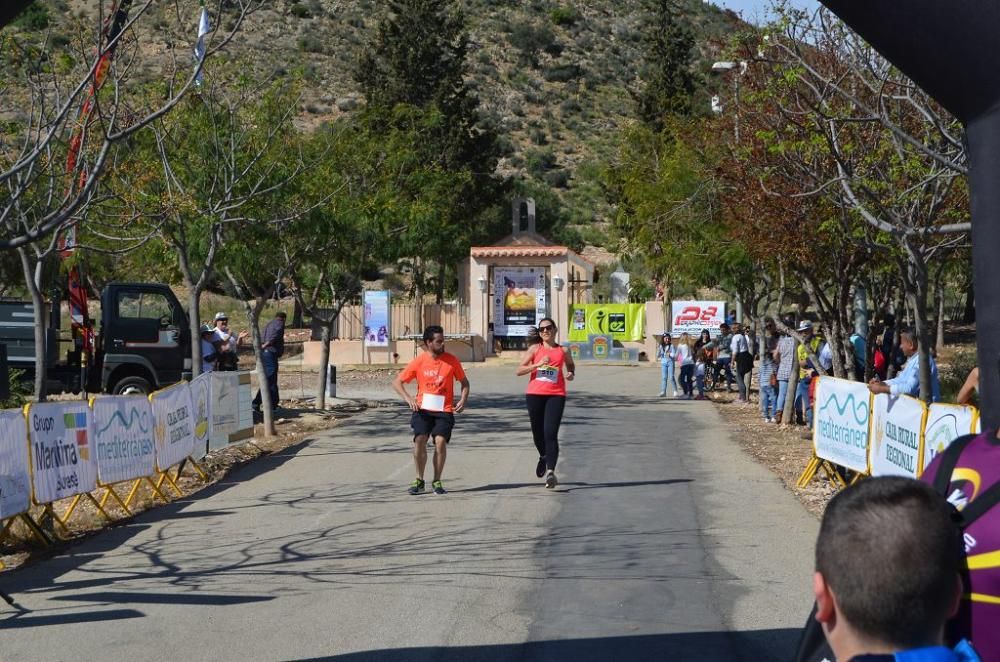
[525, 394, 566, 471]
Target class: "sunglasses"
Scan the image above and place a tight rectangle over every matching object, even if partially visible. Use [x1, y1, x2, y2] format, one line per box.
[538, 325, 555, 332]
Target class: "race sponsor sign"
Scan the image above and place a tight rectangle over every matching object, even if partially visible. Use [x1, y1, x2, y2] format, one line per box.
[188, 372, 212, 460]
[870, 393, 927, 478]
[922, 403, 978, 474]
[493, 267, 546, 337]
[670, 301, 725, 337]
[209, 371, 254, 451]
[567, 304, 646, 342]
[363, 290, 390, 347]
[0, 409, 31, 518]
[27, 401, 97, 503]
[812, 376, 871, 473]
[150, 383, 195, 470]
[92, 396, 156, 484]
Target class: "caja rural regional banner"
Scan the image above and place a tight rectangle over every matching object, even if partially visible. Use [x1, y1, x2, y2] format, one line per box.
[922, 403, 977, 473]
[568, 304, 645, 342]
[494, 267, 546, 337]
[812, 377, 871, 473]
[0, 409, 31, 519]
[670, 301, 725, 337]
[150, 383, 196, 470]
[869, 393, 927, 478]
[91, 396, 156, 485]
[27, 401, 98, 503]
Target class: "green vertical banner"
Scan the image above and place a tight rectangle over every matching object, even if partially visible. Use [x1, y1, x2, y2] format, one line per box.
[568, 304, 645, 342]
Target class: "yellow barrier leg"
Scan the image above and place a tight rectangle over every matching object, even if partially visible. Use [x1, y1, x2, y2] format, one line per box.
[18, 513, 51, 546]
[820, 461, 847, 489]
[186, 457, 208, 481]
[84, 493, 115, 524]
[145, 476, 171, 504]
[158, 470, 184, 497]
[122, 479, 143, 509]
[50, 501, 75, 537]
[102, 486, 132, 517]
[796, 456, 821, 488]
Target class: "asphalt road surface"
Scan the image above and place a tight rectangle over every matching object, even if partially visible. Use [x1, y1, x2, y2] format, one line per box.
[1, 365, 819, 661]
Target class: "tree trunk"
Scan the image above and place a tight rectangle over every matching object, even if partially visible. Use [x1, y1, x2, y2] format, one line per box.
[435, 261, 446, 304]
[315, 322, 332, 410]
[186, 281, 203, 379]
[18, 247, 47, 401]
[935, 277, 946, 352]
[413, 257, 424, 333]
[782, 336, 800, 425]
[901, 247, 934, 403]
[962, 276, 975, 323]
[292, 297, 304, 329]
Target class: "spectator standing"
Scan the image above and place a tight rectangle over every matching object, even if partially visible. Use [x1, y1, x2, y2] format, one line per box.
[694, 348, 708, 400]
[676, 332, 695, 399]
[731, 323, 752, 404]
[774, 327, 796, 425]
[199, 324, 218, 374]
[253, 311, 286, 413]
[212, 312, 245, 371]
[759, 320, 779, 422]
[849, 330, 866, 381]
[656, 334, 677, 397]
[795, 321, 822, 427]
[714, 323, 734, 392]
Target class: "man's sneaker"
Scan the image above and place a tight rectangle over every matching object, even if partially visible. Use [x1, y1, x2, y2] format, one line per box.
[536, 457, 546, 478]
[431, 480, 446, 495]
[545, 471, 557, 489]
[658, 391, 666, 397]
[407, 479, 425, 495]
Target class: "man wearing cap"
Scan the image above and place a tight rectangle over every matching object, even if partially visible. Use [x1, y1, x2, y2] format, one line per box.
[795, 320, 822, 427]
[253, 311, 286, 413]
[212, 312, 244, 371]
[200, 324, 219, 374]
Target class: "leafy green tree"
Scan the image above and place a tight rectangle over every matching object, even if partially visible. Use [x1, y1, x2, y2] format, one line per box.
[633, 0, 699, 130]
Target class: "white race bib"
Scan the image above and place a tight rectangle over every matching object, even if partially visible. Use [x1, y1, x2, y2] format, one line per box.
[536, 367, 559, 384]
[421, 394, 446, 412]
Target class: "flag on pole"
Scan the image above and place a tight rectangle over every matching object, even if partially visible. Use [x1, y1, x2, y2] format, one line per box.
[193, 4, 210, 86]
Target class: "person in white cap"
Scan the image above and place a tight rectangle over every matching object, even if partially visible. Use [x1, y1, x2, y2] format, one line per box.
[795, 320, 822, 427]
[200, 324, 219, 374]
[212, 312, 246, 371]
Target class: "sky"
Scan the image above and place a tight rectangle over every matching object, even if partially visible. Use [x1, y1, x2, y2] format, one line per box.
[708, 0, 821, 25]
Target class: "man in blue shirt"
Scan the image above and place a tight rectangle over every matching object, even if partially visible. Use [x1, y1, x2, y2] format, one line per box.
[867, 329, 940, 402]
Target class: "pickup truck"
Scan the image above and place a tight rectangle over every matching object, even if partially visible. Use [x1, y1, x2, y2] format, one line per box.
[0, 282, 191, 395]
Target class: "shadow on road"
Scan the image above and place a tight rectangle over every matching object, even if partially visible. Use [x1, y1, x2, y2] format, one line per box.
[454, 478, 692, 493]
[287, 628, 803, 662]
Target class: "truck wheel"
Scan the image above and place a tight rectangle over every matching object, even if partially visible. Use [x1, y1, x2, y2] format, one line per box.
[113, 376, 152, 396]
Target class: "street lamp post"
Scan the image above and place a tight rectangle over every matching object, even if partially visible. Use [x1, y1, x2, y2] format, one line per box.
[553, 275, 565, 331]
[711, 60, 747, 143]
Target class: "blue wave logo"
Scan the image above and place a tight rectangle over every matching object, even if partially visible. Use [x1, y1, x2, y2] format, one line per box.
[97, 406, 150, 435]
[819, 392, 869, 425]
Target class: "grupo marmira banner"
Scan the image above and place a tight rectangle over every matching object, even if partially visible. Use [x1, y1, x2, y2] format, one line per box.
[150, 382, 196, 471]
[27, 401, 98, 503]
[670, 301, 725, 337]
[923, 403, 978, 473]
[0, 409, 31, 519]
[869, 393, 927, 478]
[188, 371, 212, 460]
[812, 376, 871, 474]
[567, 304, 646, 342]
[92, 396, 156, 485]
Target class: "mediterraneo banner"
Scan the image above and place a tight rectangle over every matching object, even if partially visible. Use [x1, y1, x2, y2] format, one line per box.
[568, 304, 645, 342]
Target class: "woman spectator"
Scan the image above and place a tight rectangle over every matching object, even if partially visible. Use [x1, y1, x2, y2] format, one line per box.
[656, 334, 677, 397]
[676, 333, 695, 399]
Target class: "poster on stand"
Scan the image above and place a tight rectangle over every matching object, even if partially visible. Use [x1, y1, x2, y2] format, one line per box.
[493, 268, 546, 336]
[92, 396, 156, 484]
[188, 372, 212, 460]
[363, 290, 390, 347]
[27, 401, 97, 504]
[812, 377, 871, 474]
[0, 410, 31, 519]
[922, 403, 977, 473]
[150, 383, 196, 471]
[870, 393, 927, 478]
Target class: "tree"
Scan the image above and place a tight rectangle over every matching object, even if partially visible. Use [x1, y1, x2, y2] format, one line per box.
[633, 0, 700, 130]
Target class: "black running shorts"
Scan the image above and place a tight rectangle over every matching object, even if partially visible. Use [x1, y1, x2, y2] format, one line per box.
[411, 410, 455, 442]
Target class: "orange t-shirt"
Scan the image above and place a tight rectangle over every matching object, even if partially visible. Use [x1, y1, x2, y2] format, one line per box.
[398, 351, 467, 413]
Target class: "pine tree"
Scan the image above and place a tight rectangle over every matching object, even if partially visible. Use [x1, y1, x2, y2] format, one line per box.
[634, 0, 698, 130]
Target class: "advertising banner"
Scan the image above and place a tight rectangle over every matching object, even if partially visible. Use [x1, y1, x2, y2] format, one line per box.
[870, 393, 927, 478]
[363, 290, 390, 347]
[92, 396, 156, 485]
[494, 267, 546, 336]
[922, 403, 978, 474]
[188, 372, 212, 460]
[209, 371, 254, 450]
[812, 377, 871, 473]
[567, 304, 646, 342]
[0, 410, 31, 519]
[670, 301, 726, 337]
[150, 383, 195, 470]
[27, 401, 97, 504]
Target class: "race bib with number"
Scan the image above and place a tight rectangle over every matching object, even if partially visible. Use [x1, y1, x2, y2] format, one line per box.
[421, 394, 446, 412]
[536, 367, 559, 384]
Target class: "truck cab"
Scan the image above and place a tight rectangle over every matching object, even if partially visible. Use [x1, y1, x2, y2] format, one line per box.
[96, 283, 191, 394]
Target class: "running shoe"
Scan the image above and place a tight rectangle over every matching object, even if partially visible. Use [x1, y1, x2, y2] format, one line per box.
[408, 478, 425, 495]
[536, 457, 546, 478]
[545, 471, 558, 489]
[431, 480, 446, 495]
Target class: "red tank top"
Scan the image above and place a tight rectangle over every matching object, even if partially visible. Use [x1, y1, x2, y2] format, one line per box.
[527, 345, 567, 396]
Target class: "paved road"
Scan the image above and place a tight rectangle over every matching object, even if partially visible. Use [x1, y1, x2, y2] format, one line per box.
[1, 366, 818, 661]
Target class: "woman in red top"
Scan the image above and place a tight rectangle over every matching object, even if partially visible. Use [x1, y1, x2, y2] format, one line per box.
[516, 317, 575, 488]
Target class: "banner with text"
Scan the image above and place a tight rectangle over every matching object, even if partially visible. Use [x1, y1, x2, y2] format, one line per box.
[494, 267, 546, 337]
[92, 396, 156, 485]
[27, 401, 97, 503]
[870, 393, 927, 478]
[670, 301, 726, 337]
[923, 403, 978, 473]
[189, 372, 212, 460]
[568, 304, 646, 342]
[363, 290, 391, 347]
[812, 377, 871, 473]
[0, 410, 31, 519]
[150, 383, 195, 470]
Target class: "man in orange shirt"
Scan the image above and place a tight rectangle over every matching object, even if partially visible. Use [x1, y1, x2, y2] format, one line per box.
[393, 325, 470, 495]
